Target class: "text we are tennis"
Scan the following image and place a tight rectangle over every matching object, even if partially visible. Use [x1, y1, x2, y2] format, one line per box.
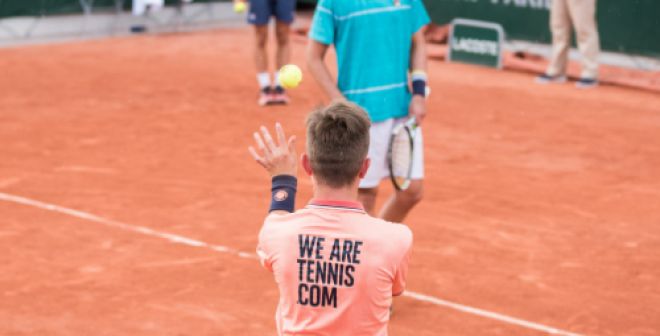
[297, 234, 363, 308]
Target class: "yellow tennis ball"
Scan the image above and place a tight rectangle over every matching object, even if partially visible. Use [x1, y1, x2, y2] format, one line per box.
[279, 64, 303, 89]
[234, 1, 246, 13]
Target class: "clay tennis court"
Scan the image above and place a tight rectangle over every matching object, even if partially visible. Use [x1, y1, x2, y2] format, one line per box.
[1, 25, 659, 336]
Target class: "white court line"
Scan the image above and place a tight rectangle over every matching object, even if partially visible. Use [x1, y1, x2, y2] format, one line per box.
[0, 192, 255, 260]
[403, 291, 582, 336]
[0, 191, 583, 336]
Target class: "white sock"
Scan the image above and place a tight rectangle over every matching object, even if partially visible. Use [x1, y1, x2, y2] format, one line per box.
[274, 72, 282, 88]
[257, 72, 271, 89]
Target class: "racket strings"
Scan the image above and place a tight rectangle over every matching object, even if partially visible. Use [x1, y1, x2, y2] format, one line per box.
[391, 131, 413, 181]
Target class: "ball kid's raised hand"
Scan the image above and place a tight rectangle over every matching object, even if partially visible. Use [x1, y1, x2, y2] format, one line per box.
[248, 123, 298, 177]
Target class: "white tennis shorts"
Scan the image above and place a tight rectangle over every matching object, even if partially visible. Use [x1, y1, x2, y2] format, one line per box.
[359, 117, 425, 189]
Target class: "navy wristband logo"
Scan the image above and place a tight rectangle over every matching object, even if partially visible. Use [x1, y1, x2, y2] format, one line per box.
[269, 175, 297, 213]
[274, 189, 289, 202]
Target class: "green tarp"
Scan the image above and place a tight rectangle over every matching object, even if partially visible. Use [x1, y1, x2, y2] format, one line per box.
[292, 0, 660, 58]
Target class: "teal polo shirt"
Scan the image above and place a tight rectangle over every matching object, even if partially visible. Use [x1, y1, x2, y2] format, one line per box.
[309, 0, 430, 122]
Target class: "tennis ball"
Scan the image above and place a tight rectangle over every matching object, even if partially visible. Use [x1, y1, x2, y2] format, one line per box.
[279, 64, 303, 89]
[233, 1, 246, 13]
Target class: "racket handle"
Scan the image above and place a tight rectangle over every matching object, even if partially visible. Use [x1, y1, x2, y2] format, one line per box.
[406, 117, 417, 128]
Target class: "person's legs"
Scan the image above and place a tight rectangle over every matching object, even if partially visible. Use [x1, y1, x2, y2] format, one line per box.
[568, 0, 599, 82]
[254, 25, 269, 76]
[271, 21, 292, 103]
[379, 122, 424, 223]
[249, 0, 274, 104]
[275, 21, 291, 71]
[358, 187, 379, 216]
[545, 0, 571, 78]
[379, 180, 423, 223]
[358, 118, 424, 223]
[249, 0, 271, 75]
[271, 0, 295, 103]
[254, 25, 272, 105]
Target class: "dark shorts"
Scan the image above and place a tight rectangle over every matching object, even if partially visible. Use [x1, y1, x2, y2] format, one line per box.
[248, 0, 296, 25]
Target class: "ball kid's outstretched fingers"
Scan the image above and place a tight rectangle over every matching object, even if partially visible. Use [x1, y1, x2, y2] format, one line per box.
[275, 123, 288, 150]
[260, 126, 278, 154]
[248, 123, 298, 177]
[288, 135, 297, 157]
[248, 146, 267, 169]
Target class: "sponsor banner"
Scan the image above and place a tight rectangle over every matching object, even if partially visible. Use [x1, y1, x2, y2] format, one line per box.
[426, 0, 660, 58]
[449, 18, 504, 69]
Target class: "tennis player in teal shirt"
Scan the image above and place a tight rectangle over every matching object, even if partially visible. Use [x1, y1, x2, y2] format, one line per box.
[307, 0, 431, 223]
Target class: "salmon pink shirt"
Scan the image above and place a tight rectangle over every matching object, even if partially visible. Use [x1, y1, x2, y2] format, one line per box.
[257, 200, 413, 336]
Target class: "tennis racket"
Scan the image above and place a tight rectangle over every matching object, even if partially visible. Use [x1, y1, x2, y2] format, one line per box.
[387, 117, 418, 191]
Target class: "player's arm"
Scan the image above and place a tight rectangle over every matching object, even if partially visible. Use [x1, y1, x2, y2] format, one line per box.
[409, 29, 428, 125]
[248, 123, 298, 215]
[306, 40, 345, 101]
[410, 29, 428, 75]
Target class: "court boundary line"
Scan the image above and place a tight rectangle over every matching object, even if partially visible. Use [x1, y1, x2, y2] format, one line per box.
[0, 191, 582, 336]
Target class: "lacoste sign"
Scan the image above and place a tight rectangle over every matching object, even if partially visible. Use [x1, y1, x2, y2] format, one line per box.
[448, 18, 504, 69]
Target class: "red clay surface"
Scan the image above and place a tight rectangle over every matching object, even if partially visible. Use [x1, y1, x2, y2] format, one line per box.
[1, 26, 660, 336]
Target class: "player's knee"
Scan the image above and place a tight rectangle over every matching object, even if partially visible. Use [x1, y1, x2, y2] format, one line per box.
[399, 181, 424, 206]
[256, 37, 268, 49]
[255, 29, 268, 49]
[358, 188, 378, 212]
[359, 189, 377, 202]
[275, 24, 290, 46]
[275, 31, 289, 46]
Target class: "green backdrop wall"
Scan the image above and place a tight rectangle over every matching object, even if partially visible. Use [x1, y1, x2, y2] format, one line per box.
[425, 0, 660, 58]
[298, 0, 660, 58]
[2, 0, 658, 57]
[0, 0, 224, 18]
[0, 0, 124, 17]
